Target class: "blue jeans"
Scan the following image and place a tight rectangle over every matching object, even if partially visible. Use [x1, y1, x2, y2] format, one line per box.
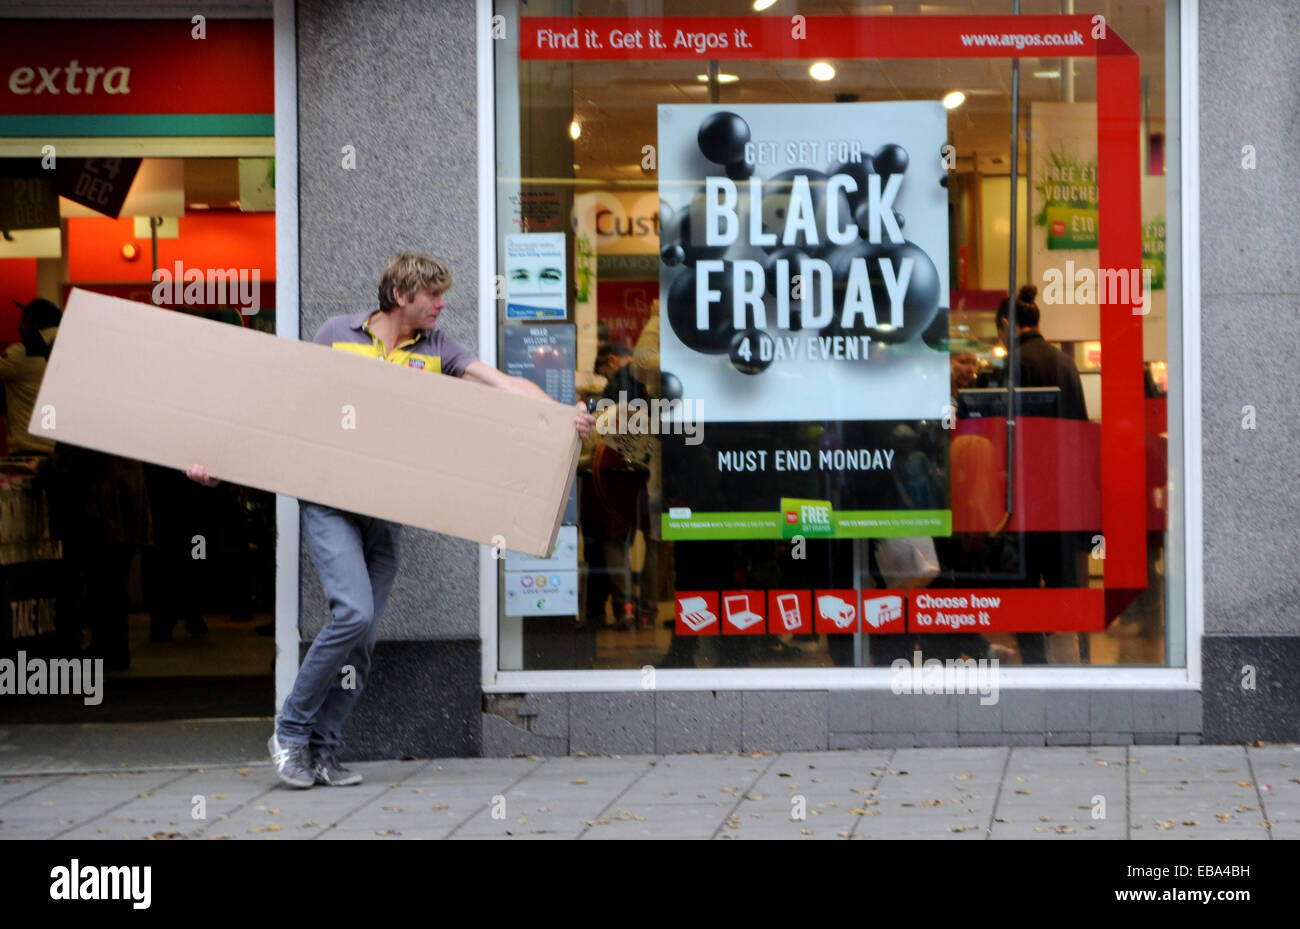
[278, 502, 400, 752]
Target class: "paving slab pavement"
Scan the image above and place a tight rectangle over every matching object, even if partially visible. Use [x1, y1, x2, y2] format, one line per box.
[1, 722, 1296, 839]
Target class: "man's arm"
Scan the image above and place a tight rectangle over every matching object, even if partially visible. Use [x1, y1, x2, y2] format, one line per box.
[463, 360, 547, 398]
[462, 361, 594, 438]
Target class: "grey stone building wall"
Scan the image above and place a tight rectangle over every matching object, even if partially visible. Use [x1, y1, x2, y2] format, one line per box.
[296, 0, 484, 759]
[1197, 0, 1300, 742]
[286, 0, 1298, 758]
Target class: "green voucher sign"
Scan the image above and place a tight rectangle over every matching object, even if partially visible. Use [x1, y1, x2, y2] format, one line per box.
[1035, 149, 1099, 250]
[663, 507, 952, 541]
[1142, 215, 1166, 291]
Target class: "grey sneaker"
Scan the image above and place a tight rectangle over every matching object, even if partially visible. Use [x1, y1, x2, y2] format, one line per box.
[312, 752, 363, 786]
[268, 733, 314, 789]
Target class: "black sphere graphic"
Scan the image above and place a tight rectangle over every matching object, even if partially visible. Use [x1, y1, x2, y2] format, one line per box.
[725, 158, 755, 181]
[762, 245, 809, 298]
[824, 239, 941, 344]
[762, 245, 808, 331]
[760, 168, 851, 255]
[828, 156, 875, 211]
[666, 263, 750, 355]
[697, 111, 751, 166]
[659, 371, 684, 402]
[921, 307, 950, 351]
[729, 329, 774, 375]
[660, 243, 685, 267]
[874, 144, 909, 178]
[852, 200, 908, 240]
[662, 196, 731, 267]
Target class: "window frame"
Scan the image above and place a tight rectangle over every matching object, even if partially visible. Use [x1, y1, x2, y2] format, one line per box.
[475, 0, 1202, 693]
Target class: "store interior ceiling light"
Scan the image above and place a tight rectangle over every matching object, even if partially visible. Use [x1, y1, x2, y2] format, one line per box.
[569, 120, 581, 140]
[809, 62, 835, 81]
[752, 0, 778, 10]
[697, 73, 739, 83]
[1033, 70, 1062, 79]
[942, 91, 966, 109]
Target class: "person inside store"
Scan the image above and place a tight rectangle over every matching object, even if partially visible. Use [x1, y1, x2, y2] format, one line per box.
[6, 296, 156, 672]
[3, 298, 153, 670]
[949, 350, 979, 419]
[0, 298, 63, 455]
[145, 305, 267, 644]
[580, 343, 636, 633]
[186, 253, 594, 789]
[995, 285, 1087, 421]
[993, 284, 1089, 664]
[595, 342, 660, 629]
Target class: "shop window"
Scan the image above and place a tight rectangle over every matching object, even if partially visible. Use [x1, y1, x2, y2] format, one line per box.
[490, 0, 1182, 673]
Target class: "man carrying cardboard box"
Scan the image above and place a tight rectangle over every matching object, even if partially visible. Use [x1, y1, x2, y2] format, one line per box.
[188, 253, 594, 788]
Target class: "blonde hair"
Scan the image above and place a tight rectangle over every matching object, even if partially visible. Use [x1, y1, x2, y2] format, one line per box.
[378, 252, 453, 311]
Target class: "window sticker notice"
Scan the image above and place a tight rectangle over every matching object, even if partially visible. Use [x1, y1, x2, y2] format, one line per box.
[504, 569, 578, 616]
[505, 233, 566, 319]
[503, 324, 575, 405]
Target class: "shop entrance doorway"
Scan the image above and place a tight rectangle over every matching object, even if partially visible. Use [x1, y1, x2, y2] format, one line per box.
[0, 152, 278, 722]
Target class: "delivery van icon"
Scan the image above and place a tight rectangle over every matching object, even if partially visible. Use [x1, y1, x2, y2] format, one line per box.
[817, 594, 856, 629]
[862, 594, 903, 629]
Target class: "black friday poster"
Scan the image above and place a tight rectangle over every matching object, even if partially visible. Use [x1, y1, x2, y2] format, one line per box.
[656, 102, 950, 424]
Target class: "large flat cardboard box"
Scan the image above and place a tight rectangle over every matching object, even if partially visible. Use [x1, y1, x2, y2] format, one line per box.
[31, 288, 580, 557]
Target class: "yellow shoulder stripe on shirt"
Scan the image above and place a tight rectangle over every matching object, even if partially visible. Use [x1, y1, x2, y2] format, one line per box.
[331, 341, 442, 373]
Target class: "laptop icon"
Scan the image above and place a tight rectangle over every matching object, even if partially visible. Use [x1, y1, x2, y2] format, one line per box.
[678, 596, 716, 631]
[723, 594, 764, 631]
